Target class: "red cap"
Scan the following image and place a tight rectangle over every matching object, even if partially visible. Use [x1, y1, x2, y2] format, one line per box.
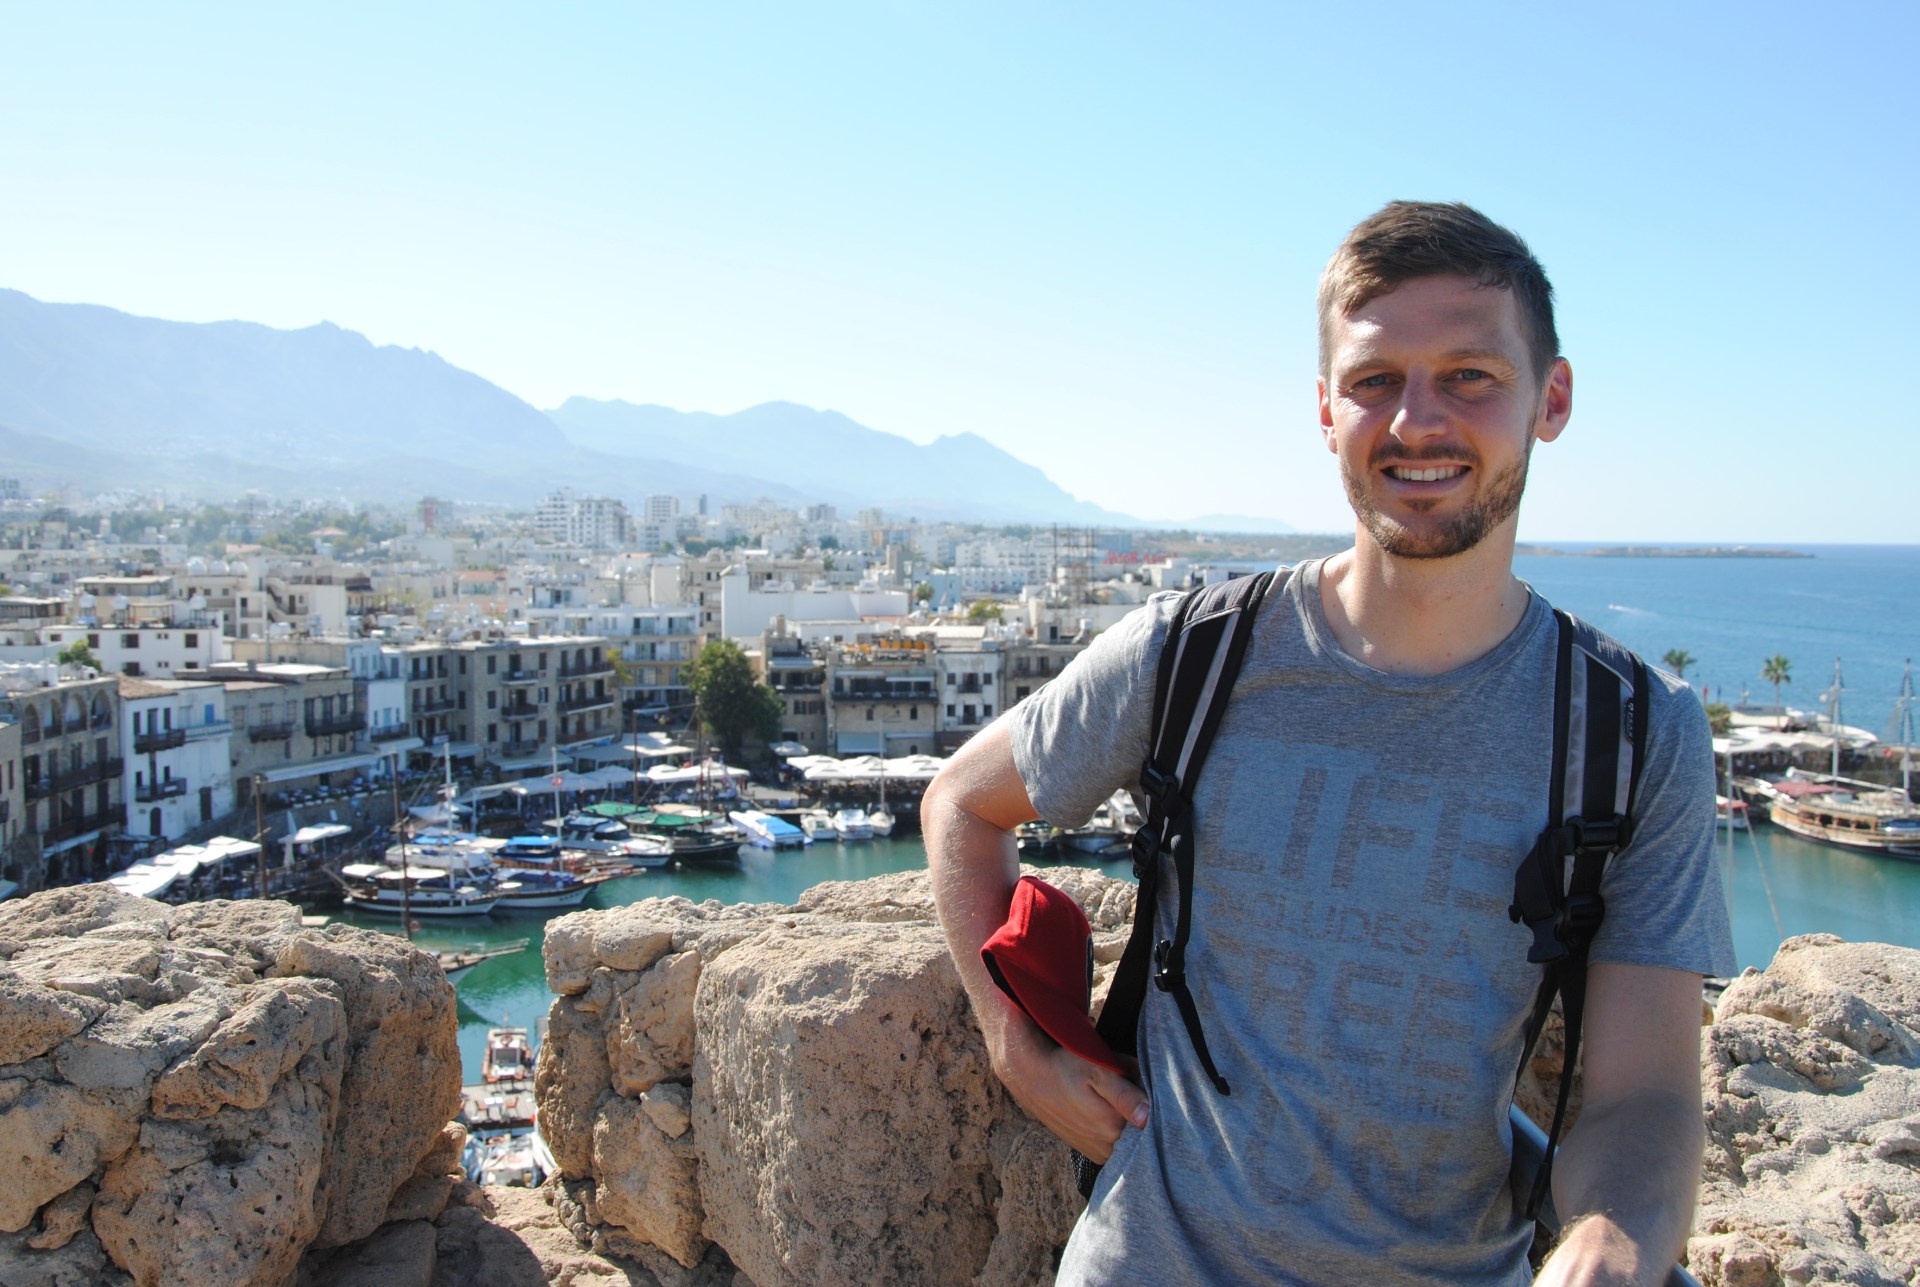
[981, 875, 1123, 1074]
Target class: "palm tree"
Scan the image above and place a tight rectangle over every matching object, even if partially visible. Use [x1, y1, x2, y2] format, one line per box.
[1761, 655, 1793, 729]
[1662, 649, 1696, 681]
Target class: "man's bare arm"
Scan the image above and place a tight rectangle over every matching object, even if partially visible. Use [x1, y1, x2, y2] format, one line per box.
[923, 719, 1149, 1160]
[1535, 961, 1707, 1287]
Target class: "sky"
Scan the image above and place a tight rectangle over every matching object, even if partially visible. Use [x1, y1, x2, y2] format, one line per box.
[3, 2, 1914, 541]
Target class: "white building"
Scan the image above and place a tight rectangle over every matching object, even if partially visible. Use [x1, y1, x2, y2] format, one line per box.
[715, 566, 910, 642]
[536, 490, 633, 549]
[118, 676, 234, 843]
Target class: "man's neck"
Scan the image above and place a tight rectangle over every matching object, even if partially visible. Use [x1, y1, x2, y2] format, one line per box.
[1318, 527, 1530, 676]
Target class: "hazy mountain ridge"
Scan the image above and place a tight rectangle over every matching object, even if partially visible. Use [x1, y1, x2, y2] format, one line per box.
[0, 289, 1291, 529]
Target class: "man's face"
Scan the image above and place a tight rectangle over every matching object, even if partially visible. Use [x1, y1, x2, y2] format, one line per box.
[1317, 275, 1571, 560]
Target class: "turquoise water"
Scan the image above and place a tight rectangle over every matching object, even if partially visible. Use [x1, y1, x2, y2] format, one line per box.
[341, 544, 1920, 1080]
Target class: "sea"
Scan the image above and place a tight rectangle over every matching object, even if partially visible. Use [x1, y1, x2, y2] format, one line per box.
[339, 543, 1920, 1082]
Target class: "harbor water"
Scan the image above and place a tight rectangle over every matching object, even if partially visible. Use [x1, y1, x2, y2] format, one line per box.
[341, 543, 1920, 1081]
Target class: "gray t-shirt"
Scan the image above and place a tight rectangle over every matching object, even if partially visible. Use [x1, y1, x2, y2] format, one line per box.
[1008, 560, 1735, 1286]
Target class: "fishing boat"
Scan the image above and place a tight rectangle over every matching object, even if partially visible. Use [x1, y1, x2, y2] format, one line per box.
[1756, 772, 1920, 856]
[340, 863, 499, 917]
[482, 1023, 535, 1085]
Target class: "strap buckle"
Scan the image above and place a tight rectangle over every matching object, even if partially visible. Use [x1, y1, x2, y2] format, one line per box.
[1139, 762, 1176, 804]
[1128, 827, 1160, 880]
[1567, 815, 1632, 856]
[1151, 938, 1180, 992]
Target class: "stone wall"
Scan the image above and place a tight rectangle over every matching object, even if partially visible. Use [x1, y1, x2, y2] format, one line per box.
[6, 876, 1917, 1287]
[534, 866, 1136, 1287]
[0, 886, 463, 1287]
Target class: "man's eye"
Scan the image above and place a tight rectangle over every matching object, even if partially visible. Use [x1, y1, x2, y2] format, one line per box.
[1353, 374, 1392, 389]
[1453, 369, 1491, 382]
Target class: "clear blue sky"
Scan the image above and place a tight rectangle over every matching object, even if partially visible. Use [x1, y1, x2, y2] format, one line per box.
[4, 2, 1913, 540]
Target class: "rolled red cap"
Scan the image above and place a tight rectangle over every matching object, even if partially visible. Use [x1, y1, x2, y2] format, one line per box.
[980, 874, 1123, 1074]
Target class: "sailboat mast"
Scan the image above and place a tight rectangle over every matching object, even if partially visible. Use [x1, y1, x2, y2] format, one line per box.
[1901, 659, 1915, 800]
[1829, 657, 1844, 779]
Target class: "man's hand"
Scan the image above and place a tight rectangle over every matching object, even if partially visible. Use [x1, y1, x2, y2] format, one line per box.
[924, 720, 1148, 1160]
[989, 1008, 1148, 1162]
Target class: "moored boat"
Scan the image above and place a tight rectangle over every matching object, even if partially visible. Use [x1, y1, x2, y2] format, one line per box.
[341, 863, 499, 917]
[730, 809, 810, 849]
[1715, 795, 1750, 831]
[482, 1024, 534, 1085]
[1756, 772, 1920, 857]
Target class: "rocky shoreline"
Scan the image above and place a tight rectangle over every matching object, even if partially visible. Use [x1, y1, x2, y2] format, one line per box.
[4, 874, 1915, 1285]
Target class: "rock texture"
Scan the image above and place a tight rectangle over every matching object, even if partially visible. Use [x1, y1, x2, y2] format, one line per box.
[0, 886, 462, 1287]
[1688, 934, 1920, 1286]
[536, 866, 1129, 1287]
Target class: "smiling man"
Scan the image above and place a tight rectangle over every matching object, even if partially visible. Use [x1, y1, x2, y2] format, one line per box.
[925, 201, 1735, 1285]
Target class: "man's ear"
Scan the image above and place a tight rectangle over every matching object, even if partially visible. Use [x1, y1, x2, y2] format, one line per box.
[1317, 377, 1337, 450]
[1533, 359, 1573, 444]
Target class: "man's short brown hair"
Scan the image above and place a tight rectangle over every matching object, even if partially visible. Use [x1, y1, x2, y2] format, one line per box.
[1317, 201, 1559, 380]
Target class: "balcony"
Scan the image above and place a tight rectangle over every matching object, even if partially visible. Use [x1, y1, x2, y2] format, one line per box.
[501, 669, 540, 686]
[559, 658, 614, 679]
[370, 724, 413, 743]
[134, 727, 189, 754]
[26, 758, 126, 798]
[954, 680, 986, 695]
[561, 692, 616, 714]
[249, 721, 295, 742]
[44, 809, 117, 844]
[305, 711, 366, 738]
[834, 683, 938, 702]
[498, 739, 546, 758]
[136, 779, 190, 803]
[185, 719, 231, 742]
[414, 696, 457, 715]
[501, 701, 540, 720]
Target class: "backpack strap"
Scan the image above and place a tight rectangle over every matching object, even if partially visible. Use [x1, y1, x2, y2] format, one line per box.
[1095, 568, 1281, 1094]
[1507, 610, 1651, 1222]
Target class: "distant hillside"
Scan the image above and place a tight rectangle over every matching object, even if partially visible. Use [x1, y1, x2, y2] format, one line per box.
[0, 288, 1235, 527]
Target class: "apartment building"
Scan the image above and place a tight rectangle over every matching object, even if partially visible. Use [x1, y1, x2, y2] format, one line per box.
[824, 637, 937, 757]
[522, 603, 699, 721]
[118, 676, 234, 842]
[198, 663, 366, 808]
[924, 628, 1003, 753]
[0, 671, 124, 889]
[757, 629, 829, 752]
[0, 719, 22, 892]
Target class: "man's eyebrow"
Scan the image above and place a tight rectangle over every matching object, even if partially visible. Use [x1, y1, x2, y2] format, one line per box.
[1334, 345, 1518, 375]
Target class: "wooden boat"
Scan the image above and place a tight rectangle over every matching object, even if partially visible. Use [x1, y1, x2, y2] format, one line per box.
[1714, 795, 1750, 831]
[341, 863, 498, 917]
[434, 941, 525, 985]
[1758, 773, 1920, 856]
[482, 1024, 534, 1085]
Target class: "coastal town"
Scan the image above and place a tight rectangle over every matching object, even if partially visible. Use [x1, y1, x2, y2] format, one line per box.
[0, 486, 1331, 900]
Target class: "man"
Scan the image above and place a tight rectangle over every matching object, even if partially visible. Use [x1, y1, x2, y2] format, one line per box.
[925, 201, 1735, 1286]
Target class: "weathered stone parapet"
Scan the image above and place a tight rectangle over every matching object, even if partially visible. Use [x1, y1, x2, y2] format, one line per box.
[1689, 934, 1920, 1286]
[0, 885, 462, 1287]
[535, 867, 1133, 1286]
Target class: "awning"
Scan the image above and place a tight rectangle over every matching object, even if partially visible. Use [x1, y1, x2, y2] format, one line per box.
[258, 751, 394, 784]
[509, 771, 601, 795]
[769, 740, 810, 756]
[494, 754, 558, 773]
[645, 760, 748, 785]
[0, 879, 18, 902]
[286, 824, 352, 845]
[581, 766, 640, 788]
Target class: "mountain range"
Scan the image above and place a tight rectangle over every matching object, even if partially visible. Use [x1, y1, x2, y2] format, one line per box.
[0, 289, 1291, 530]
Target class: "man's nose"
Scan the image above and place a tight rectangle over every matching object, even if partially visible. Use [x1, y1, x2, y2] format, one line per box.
[1389, 377, 1450, 442]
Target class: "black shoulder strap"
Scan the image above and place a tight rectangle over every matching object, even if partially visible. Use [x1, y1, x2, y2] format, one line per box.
[1095, 568, 1281, 1096]
[1507, 610, 1652, 1221]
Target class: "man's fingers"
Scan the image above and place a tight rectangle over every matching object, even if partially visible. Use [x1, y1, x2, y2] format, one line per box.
[1091, 1066, 1149, 1130]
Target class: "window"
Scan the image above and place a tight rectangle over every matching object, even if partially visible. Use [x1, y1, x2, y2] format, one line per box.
[946, 673, 955, 686]
[459, 656, 468, 674]
[487, 691, 497, 709]
[909, 706, 917, 720]
[946, 704, 955, 717]
[983, 704, 993, 717]
[122, 634, 140, 648]
[488, 656, 497, 674]
[537, 720, 547, 740]
[185, 633, 198, 648]
[487, 723, 497, 743]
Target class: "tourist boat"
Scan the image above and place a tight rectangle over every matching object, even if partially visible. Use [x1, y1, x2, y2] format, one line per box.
[1757, 772, 1920, 857]
[482, 1024, 535, 1085]
[628, 806, 743, 864]
[490, 868, 597, 911]
[544, 812, 638, 854]
[730, 809, 809, 849]
[340, 863, 499, 917]
[799, 808, 836, 841]
[1715, 795, 1750, 831]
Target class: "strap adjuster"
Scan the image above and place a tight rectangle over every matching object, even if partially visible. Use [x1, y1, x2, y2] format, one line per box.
[1139, 762, 1176, 804]
[1151, 938, 1179, 992]
[1567, 815, 1632, 855]
[1128, 828, 1160, 880]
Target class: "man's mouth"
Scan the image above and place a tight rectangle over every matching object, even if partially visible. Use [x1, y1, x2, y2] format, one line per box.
[1384, 465, 1466, 482]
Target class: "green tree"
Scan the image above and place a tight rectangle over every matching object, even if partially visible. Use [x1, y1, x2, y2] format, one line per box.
[966, 600, 1004, 623]
[686, 640, 784, 759]
[1661, 649, 1696, 680]
[1761, 655, 1793, 729]
[912, 581, 935, 604]
[1703, 703, 1733, 736]
[605, 645, 637, 709]
[56, 640, 100, 672]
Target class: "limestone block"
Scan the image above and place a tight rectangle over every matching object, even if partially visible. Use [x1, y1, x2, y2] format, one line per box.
[54, 988, 233, 1092]
[0, 1075, 141, 1233]
[593, 1089, 706, 1267]
[0, 884, 170, 946]
[166, 898, 304, 976]
[607, 948, 701, 1095]
[1688, 936, 1920, 1286]
[272, 925, 462, 1248]
[297, 1218, 438, 1287]
[0, 972, 103, 1066]
[591, 917, 678, 974]
[643, 1080, 693, 1138]
[93, 1085, 338, 1287]
[152, 980, 345, 1118]
[693, 920, 1036, 1287]
[385, 1175, 456, 1224]
[534, 994, 611, 1178]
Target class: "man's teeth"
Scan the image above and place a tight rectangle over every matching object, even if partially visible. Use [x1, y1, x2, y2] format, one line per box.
[1389, 466, 1464, 482]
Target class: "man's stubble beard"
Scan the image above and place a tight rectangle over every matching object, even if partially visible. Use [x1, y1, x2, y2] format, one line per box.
[1341, 439, 1533, 561]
